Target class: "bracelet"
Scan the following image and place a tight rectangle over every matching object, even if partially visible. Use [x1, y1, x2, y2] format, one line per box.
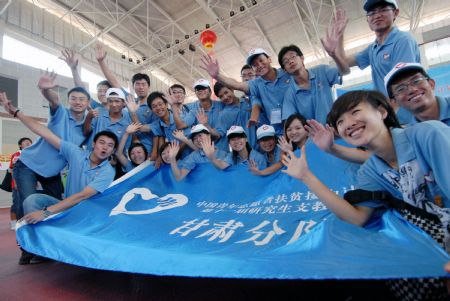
[13, 109, 20, 118]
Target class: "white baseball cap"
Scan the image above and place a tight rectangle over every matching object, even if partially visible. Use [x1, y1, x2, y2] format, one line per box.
[193, 79, 211, 89]
[384, 62, 427, 94]
[226, 125, 246, 138]
[363, 0, 398, 12]
[106, 88, 126, 100]
[189, 124, 210, 138]
[246, 48, 268, 66]
[256, 124, 276, 140]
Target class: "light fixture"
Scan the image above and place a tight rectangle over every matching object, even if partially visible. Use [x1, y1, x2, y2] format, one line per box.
[128, 58, 133, 62]
[189, 44, 196, 52]
[185, 34, 190, 39]
[194, 29, 199, 34]
[121, 54, 126, 59]
[178, 49, 185, 55]
[252, 0, 257, 5]
[230, 11, 235, 16]
[240, 6, 245, 11]
[175, 39, 180, 44]
[206, 24, 210, 29]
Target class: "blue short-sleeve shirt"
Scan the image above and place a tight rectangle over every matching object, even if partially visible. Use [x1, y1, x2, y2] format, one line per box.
[409, 96, 450, 127]
[282, 65, 341, 124]
[20, 104, 87, 177]
[180, 148, 228, 171]
[355, 27, 420, 94]
[59, 141, 115, 197]
[248, 68, 292, 134]
[224, 149, 267, 169]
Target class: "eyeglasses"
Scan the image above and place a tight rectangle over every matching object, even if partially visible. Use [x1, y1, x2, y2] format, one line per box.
[171, 90, 185, 95]
[391, 77, 429, 96]
[282, 55, 298, 66]
[366, 7, 394, 18]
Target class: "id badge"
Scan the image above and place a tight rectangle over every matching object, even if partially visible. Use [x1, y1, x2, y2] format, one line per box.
[270, 108, 282, 124]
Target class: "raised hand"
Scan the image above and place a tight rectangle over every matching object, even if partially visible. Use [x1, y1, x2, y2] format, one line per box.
[200, 134, 215, 159]
[320, 8, 348, 57]
[126, 122, 142, 134]
[199, 54, 220, 79]
[125, 94, 139, 113]
[59, 49, 78, 69]
[248, 159, 262, 175]
[196, 108, 209, 125]
[0, 92, 16, 115]
[37, 70, 58, 90]
[87, 108, 100, 119]
[281, 147, 310, 181]
[173, 130, 188, 143]
[167, 141, 180, 163]
[305, 120, 335, 152]
[277, 136, 293, 153]
[95, 42, 107, 62]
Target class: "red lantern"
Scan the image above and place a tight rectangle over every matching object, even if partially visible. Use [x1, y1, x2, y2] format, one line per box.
[200, 30, 217, 51]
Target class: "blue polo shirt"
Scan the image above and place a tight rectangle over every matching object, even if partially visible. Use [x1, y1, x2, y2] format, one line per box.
[180, 148, 228, 171]
[134, 103, 158, 153]
[19, 104, 87, 177]
[261, 146, 281, 167]
[224, 149, 267, 169]
[59, 141, 115, 197]
[355, 27, 420, 94]
[87, 110, 132, 151]
[248, 68, 292, 134]
[188, 100, 223, 129]
[239, 96, 258, 149]
[409, 96, 450, 126]
[150, 112, 192, 142]
[282, 65, 341, 124]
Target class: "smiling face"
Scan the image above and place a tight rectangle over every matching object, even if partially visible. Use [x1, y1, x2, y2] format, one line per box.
[335, 101, 388, 148]
[258, 136, 276, 153]
[195, 87, 211, 101]
[391, 72, 436, 115]
[97, 84, 109, 105]
[169, 87, 186, 104]
[129, 145, 147, 165]
[107, 97, 125, 114]
[366, 5, 398, 33]
[68, 91, 89, 114]
[285, 118, 308, 145]
[229, 136, 247, 152]
[251, 54, 272, 77]
[150, 97, 169, 118]
[192, 132, 209, 149]
[217, 86, 236, 106]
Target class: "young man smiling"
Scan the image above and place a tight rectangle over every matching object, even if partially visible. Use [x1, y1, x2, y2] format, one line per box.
[321, 0, 420, 95]
[201, 48, 291, 135]
[385, 62, 450, 126]
[0, 92, 116, 264]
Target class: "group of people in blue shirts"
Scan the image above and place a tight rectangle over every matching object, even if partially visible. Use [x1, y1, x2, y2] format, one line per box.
[2, 0, 450, 299]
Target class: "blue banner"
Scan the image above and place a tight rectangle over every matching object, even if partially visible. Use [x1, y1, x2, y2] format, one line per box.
[16, 142, 449, 279]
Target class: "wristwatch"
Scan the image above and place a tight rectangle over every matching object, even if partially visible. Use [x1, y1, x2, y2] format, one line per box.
[42, 206, 52, 218]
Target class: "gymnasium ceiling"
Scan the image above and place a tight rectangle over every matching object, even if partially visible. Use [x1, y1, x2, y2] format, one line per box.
[2, 0, 450, 92]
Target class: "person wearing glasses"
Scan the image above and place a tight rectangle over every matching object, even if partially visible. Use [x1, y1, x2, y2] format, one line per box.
[385, 62, 450, 126]
[321, 0, 420, 96]
[278, 44, 344, 125]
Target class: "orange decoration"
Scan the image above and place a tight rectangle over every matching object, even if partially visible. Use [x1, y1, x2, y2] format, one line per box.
[200, 30, 217, 51]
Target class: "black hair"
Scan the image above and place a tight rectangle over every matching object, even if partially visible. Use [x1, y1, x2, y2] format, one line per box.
[93, 130, 118, 148]
[147, 91, 168, 107]
[169, 84, 186, 94]
[194, 85, 211, 92]
[278, 45, 303, 69]
[191, 130, 210, 140]
[327, 90, 401, 131]
[240, 64, 252, 74]
[18, 137, 32, 149]
[68, 86, 90, 100]
[96, 80, 112, 89]
[158, 142, 181, 164]
[127, 143, 148, 166]
[284, 113, 308, 150]
[213, 82, 228, 97]
[387, 69, 430, 98]
[231, 141, 252, 165]
[132, 73, 150, 86]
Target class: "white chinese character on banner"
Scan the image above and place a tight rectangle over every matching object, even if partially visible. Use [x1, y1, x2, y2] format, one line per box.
[170, 219, 210, 236]
[236, 220, 286, 246]
[196, 220, 245, 243]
